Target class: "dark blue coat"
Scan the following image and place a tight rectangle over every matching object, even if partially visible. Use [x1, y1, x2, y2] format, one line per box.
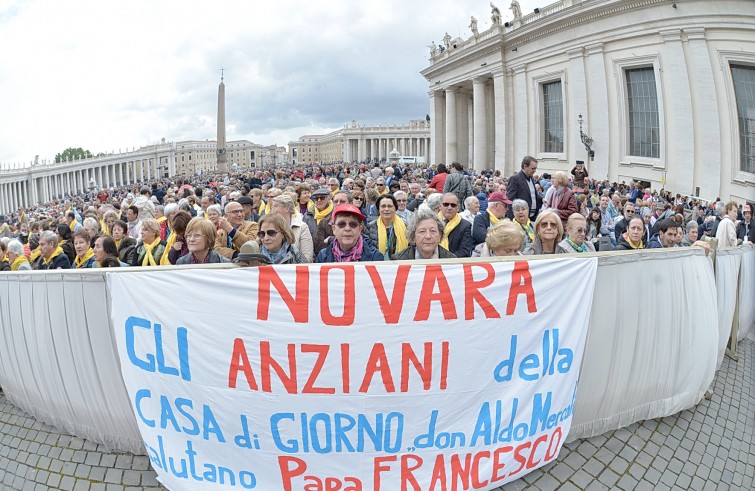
[315, 239, 384, 263]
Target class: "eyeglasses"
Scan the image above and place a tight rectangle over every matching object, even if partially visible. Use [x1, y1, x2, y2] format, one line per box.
[541, 222, 559, 229]
[395, 199, 407, 203]
[353, 197, 364, 201]
[572, 228, 587, 234]
[376, 183, 385, 187]
[185, 233, 204, 240]
[228, 209, 244, 214]
[442, 202, 458, 208]
[314, 196, 329, 201]
[258, 229, 279, 238]
[334, 221, 360, 229]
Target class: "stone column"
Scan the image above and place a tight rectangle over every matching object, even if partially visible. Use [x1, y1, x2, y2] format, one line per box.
[430, 90, 444, 165]
[445, 87, 458, 163]
[473, 77, 489, 171]
[512, 65, 528, 165]
[567, 48, 588, 165]
[586, 43, 610, 182]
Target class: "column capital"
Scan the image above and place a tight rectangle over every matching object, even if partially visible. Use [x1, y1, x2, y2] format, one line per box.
[685, 27, 705, 41]
[660, 29, 682, 43]
[472, 76, 488, 85]
[566, 47, 584, 59]
[585, 43, 604, 55]
[445, 86, 458, 95]
[511, 64, 527, 75]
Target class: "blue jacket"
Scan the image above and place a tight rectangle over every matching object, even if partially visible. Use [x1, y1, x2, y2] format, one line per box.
[646, 233, 665, 248]
[476, 192, 489, 213]
[316, 239, 384, 263]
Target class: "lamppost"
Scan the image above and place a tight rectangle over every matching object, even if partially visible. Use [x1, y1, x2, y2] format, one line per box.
[578, 114, 595, 162]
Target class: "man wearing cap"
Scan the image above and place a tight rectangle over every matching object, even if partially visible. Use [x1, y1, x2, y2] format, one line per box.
[737, 203, 754, 244]
[0, 215, 11, 239]
[236, 196, 259, 222]
[506, 156, 542, 220]
[311, 188, 333, 225]
[571, 160, 589, 192]
[215, 201, 259, 260]
[473, 191, 512, 245]
[315, 204, 383, 263]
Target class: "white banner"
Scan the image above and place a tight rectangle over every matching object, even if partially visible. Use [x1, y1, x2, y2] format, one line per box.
[108, 258, 597, 491]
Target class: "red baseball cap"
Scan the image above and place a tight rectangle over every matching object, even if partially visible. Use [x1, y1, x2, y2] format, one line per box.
[332, 204, 366, 222]
[488, 191, 512, 205]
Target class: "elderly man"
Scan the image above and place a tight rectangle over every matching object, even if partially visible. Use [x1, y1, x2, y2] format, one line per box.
[506, 156, 542, 220]
[407, 182, 425, 211]
[473, 191, 512, 245]
[34, 230, 71, 269]
[314, 191, 352, 254]
[82, 217, 102, 247]
[598, 195, 616, 245]
[460, 196, 480, 225]
[439, 193, 474, 257]
[613, 201, 636, 242]
[316, 204, 383, 263]
[328, 177, 341, 196]
[66, 211, 83, 233]
[737, 203, 753, 244]
[310, 188, 333, 225]
[215, 201, 259, 260]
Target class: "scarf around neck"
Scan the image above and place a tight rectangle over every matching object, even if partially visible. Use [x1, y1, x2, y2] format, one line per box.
[141, 237, 162, 266]
[623, 234, 644, 249]
[261, 242, 290, 264]
[43, 246, 64, 265]
[314, 202, 333, 224]
[74, 248, 95, 268]
[161, 232, 177, 265]
[565, 237, 588, 253]
[439, 212, 461, 250]
[518, 218, 535, 242]
[332, 235, 364, 262]
[377, 216, 408, 255]
[11, 255, 29, 271]
[488, 209, 501, 225]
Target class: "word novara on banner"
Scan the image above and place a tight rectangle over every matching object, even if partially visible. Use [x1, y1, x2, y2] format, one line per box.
[109, 258, 598, 491]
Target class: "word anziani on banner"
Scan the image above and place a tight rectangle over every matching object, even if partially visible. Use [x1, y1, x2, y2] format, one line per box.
[108, 257, 598, 491]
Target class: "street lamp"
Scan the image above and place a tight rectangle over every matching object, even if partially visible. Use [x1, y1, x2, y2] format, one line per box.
[578, 114, 595, 162]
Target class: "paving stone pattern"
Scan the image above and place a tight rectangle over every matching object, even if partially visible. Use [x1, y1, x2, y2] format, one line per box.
[0, 337, 752, 490]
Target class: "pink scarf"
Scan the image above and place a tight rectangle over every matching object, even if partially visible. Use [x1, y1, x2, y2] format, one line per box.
[332, 236, 364, 262]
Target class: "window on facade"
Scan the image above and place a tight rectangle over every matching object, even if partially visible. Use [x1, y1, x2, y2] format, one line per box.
[542, 81, 564, 153]
[732, 64, 755, 174]
[626, 67, 660, 158]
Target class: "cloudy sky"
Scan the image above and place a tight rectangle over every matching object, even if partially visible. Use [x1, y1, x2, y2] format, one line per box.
[0, 0, 539, 166]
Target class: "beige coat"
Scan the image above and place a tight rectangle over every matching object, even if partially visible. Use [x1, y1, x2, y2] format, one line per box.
[215, 221, 259, 260]
[290, 216, 314, 262]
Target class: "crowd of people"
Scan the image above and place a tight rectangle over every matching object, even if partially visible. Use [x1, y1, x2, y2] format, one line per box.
[0, 157, 752, 271]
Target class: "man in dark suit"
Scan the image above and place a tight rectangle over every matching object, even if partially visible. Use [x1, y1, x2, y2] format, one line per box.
[440, 193, 474, 257]
[506, 156, 542, 220]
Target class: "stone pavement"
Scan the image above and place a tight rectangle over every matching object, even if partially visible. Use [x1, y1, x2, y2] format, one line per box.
[0, 337, 752, 490]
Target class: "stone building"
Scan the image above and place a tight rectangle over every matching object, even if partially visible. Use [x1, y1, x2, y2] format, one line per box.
[422, 0, 755, 202]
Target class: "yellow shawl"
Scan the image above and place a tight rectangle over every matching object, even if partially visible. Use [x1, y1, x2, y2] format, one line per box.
[100, 219, 110, 237]
[30, 249, 41, 263]
[69, 218, 79, 231]
[624, 235, 644, 249]
[517, 218, 535, 242]
[160, 232, 177, 265]
[74, 248, 95, 269]
[439, 213, 461, 250]
[141, 237, 162, 267]
[11, 255, 30, 271]
[42, 246, 65, 266]
[377, 216, 408, 255]
[488, 209, 501, 226]
[314, 202, 333, 224]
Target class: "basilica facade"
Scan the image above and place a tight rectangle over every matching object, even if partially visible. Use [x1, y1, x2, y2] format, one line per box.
[422, 0, 755, 202]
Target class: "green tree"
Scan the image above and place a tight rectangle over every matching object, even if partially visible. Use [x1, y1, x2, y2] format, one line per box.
[55, 147, 93, 163]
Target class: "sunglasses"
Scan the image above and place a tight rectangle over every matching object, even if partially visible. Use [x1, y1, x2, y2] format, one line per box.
[442, 202, 458, 208]
[258, 229, 279, 238]
[541, 222, 559, 229]
[334, 221, 360, 229]
[314, 196, 329, 201]
[377, 183, 385, 187]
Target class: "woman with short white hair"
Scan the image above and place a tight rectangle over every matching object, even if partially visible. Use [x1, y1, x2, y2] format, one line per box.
[6, 239, 31, 271]
[556, 213, 596, 254]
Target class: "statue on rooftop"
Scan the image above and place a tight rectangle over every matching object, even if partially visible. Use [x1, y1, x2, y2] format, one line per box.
[490, 2, 502, 25]
[442, 32, 452, 49]
[470, 16, 479, 36]
[428, 42, 438, 57]
[510, 1, 523, 20]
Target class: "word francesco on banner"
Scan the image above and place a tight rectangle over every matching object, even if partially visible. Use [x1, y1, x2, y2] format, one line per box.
[108, 257, 598, 491]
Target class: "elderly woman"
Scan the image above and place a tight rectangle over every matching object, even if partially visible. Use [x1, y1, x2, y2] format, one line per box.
[103, 210, 119, 237]
[176, 217, 230, 264]
[271, 194, 315, 262]
[112, 220, 137, 265]
[459, 196, 480, 224]
[523, 210, 564, 255]
[365, 194, 409, 260]
[395, 209, 455, 260]
[256, 214, 308, 264]
[681, 220, 699, 246]
[166, 211, 192, 265]
[556, 213, 596, 253]
[206, 204, 223, 230]
[132, 218, 166, 267]
[476, 221, 527, 257]
[615, 216, 645, 250]
[511, 199, 535, 250]
[549, 171, 579, 228]
[6, 239, 31, 271]
[72, 229, 96, 268]
[316, 204, 383, 263]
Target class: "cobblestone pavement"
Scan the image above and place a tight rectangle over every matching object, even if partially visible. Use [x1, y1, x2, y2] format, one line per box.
[0, 337, 752, 490]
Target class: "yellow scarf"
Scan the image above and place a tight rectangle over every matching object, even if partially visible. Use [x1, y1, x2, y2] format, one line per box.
[488, 209, 501, 225]
[42, 246, 64, 266]
[259, 200, 266, 215]
[141, 237, 162, 267]
[11, 255, 30, 271]
[160, 232, 177, 265]
[100, 219, 110, 237]
[115, 239, 122, 249]
[307, 201, 315, 213]
[259, 200, 272, 216]
[624, 235, 644, 249]
[377, 216, 408, 255]
[74, 248, 95, 268]
[69, 218, 79, 231]
[314, 202, 333, 224]
[30, 249, 41, 263]
[439, 213, 462, 250]
[157, 216, 168, 225]
[518, 218, 535, 242]
[379, 187, 388, 195]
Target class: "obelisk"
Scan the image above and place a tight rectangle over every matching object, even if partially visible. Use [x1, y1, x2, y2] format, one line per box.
[216, 69, 228, 173]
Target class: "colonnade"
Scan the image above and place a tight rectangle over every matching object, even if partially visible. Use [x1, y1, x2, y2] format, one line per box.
[430, 72, 506, 172]
[344, 136, 431, 163]
[0, 149, 175, 213]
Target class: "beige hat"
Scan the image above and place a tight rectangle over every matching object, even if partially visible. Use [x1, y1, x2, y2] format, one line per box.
[234, 240, 270, 264]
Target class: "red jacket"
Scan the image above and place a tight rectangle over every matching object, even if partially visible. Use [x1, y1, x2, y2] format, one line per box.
[551, 187, 579, 228]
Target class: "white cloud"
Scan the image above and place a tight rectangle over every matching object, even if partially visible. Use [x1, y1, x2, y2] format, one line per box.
[0, 0, 541, 164]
